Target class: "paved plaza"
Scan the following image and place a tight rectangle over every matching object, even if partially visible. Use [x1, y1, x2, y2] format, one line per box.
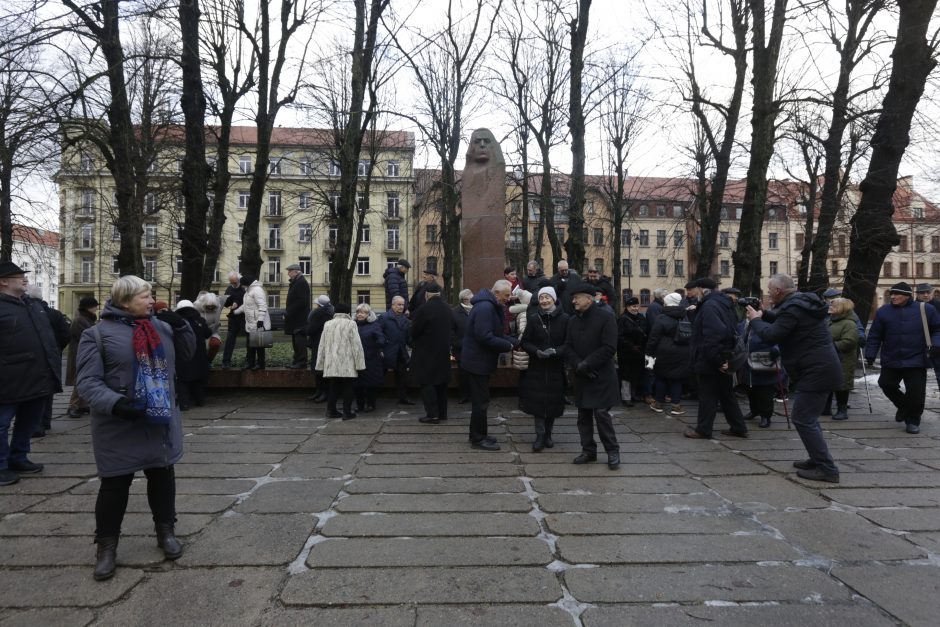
[1, 382, 940, 626]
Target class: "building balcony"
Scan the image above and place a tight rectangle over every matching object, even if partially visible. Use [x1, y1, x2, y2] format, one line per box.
[142, 240, 159, 250]
[264, 239, 283, 251]
[74, 238, 95, 251]
[384, 244, 402, 253]
[384, 212, 402, 221]
[264, 208, 283, 218]
[266, 272, 282, 285]
[73, 272, 95, 283]
[74, 207, 95, 219]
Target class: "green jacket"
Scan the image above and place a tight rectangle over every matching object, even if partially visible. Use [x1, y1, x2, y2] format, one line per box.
[829, 314, 858, 391]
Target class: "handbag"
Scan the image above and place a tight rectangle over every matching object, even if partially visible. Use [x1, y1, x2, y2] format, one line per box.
[747, 351, 778, 372]
[248, 329, 274, 349]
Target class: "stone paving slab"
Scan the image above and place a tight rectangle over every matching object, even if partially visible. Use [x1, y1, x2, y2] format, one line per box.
[335, 493, 531, 513]
[536, 493, 724, 513]
[269, 454, 361, 479]
[259, 606, 417, 627]
[523, 463, 686, 477]
[0, 568, 144, 607]
[702, 475, 829, 509]
[94, 568, 284, 626]
[0, 512, 212, 537]
[344, 477, 524, 494]
[822, 487, 940, 507]
[833, 564, 940, 626]
[565, 564, 853, 603]
[355, 463, 521, 478]
[180, 513, 316, 566]
[321, 512, 539, 536]
[0, 535, 168, 567]
[739, 447, 897, 461]
[793, 471, 940, 488]
[532, 476, 705, 494]
[0, 495, 45, 515]
[26, 493, 236, 514]
[233, 479, 344, 514]
[0, 608, 95, 627]
[307, 537, 551, 567]
[362, 452, 516, 464]
[544, 512, 752, 535]
[173, 463, 275, 478]
[1, 477, 86, 495]
[580, 604, 897, 627]
[857, 507, 940, 531]
[280, 566, 563, 605]
[667, 452, 771, 476]
[416, 605, 574, 626]
[558, 533, 799, 563]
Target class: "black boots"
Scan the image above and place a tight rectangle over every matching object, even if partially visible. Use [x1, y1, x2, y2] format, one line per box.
[532, 417, 556, 452]
[93, 536, 119, 581]
[833, 405, 848, 421]
[155, 522, 183, 560]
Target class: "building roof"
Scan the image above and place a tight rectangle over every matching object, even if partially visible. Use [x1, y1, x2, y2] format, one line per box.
[154, 125, 415, 150]
[13, 224, 59, 248]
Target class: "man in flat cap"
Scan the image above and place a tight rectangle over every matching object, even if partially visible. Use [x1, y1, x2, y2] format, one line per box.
[0, 262, 61, 485]
[384, 258, 411, 311]
[285, 263, 311, 369]
[409, 267, 439, 313]
[684, 277, 748, 441]
[866, 281, 940, 434]
[563, 282, 621, 469]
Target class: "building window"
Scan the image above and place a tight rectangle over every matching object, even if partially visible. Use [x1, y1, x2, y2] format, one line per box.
[838, 235, 847, 256]
[236, 223, 244, 242]
[594, 258, 604, 274]
[656, 204, 666, 217]
[656, 230, 667, 248]
[933, 262, 940, 279]
[386, 226, 400, 251]
[269, 158, 281, 174]
[639, 259, 650, 277]
[555, 227, 565, 243]
[673, 229, 684, 248]
[621, 229, 632, 247]
[767, 207, 777, 220]
[916, 262, 925, 278]
[795, 233, 805, 249]
[356, 256, 370, 276]
[622, 259, 632, 277]
[239, 155, 252, 174]
[145, 192, 157, 214]
[267, 224, 282, 249]
[387, 161, 400, 177]
[267, 257, 281, 284]
[510, 200, 522, 215]
[657, 259, 668, 277]
[883, 261, 892, 277]
[78, 223, 94, 248]
[720, 207, 729, 219]
[915, 235, 925, 252]
[673, 205, 683, 218]
[329, 161, 341, 176]
[80, 256, 94, 283]
[830, 260, 838, 277]
[355, 160, 370, 176]
[360, 223, 371, 243]
[387, 192, 400, 218]
[267, 294, 280, 308]
[328, 191, 340, 212]
[768, 232, 778, 249]
[933, 236, 940, 252]
[328, 224, 338, 248]
[299, 192, 312, 210]
[143, 224, 158, 248]
[144, 257, 157, 282]
[720, 231, 730, 248]
[268, 191, 282, 216]
[80, 189, 94, 213]
[299, 256, 311, 275]
[587, 200, 595, 215]
[387, 257, 398, 270]
[900, 261, 909, 278]
[639, 230, 649, 246]
[639, 289, 651, 305]
[298, 223, 312, 243]
[357, 192, 369, 209]
[899, 235, 908, 252]
[674, 260, 684, 277]
[638, 204, 649, 217]
[508, 226, 523, 249]
[554, 199, 568, 221]
[80, 153, 94, 172]
[720, 259, 730, 277]
[353, 290, 370, 305]
[426, 256, 438, 273]
[238, 190, 250, 209]
[300, 158, 312, 175]
[175, 225, 184, 241]
[112, 225, 121, 241]
[769, 261, 778, 275]
[175, 256, 183, 275]
[112, 256, 120, 275]
[593, 228, 603, 246]
[913, 206, 924, 219]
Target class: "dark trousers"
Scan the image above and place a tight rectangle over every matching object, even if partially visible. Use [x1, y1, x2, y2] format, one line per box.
[327, 377, 356, 415]
[467, 373, 491, 442]
[0, 396, 44, 469]
[791, 390, 839, 475]
[457, 366, 471, 401]
[879, 367, 927, 425]
[178, 379, 206, 408]
[746, 384, 776, 419]
[355, 387, 377, 410]
[695, 372, 747, 436]
[421, 383, 449, 420]
[245, 331, 265, 368]
[221, 316, 245, 365]
[654, 377, 683, 405]
[40, 394, 53, 430]
[835, 390, 850, 406]
[576, 407, 619, 454]
[393, 358, 409, 401]
[290, 332, 308, 366]
[95, 466, 176, 538]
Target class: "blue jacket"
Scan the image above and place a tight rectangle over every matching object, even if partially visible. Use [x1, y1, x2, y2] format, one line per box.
[750, 292, 841, 392]
[689, 291, 738, 374]
[461, 289, 516, 375]
[379, 310, 410, 369]
[865, 298, 940, 368]
[0, 293, 63, 404]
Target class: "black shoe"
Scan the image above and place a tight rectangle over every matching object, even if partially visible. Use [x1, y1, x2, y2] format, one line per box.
[0, 469, 19, 486]
[306, 394, 319, 401]
[155, 523, 183, 560]
[833, 406, 848, 421]
[796, 467, 840, 483]
[623, 399, 635, 407]
[419, 416, 440, 424]
[720, 429, 748, 439]
[471, 439, 500, 451]
[342, 412, 357, 421]
[564, 397, 573, 405]
[742, 413, 754, 421]
[93, 536, 119, 581]
[573, 452, 597, 464]
[363, 404, 375, 413]
[684, 428, 710, 439]
[793, 459, 818, 470]
[8, 460, 43, 474]
[532, 436, 545, 452]
[607, 453, 621, 469]
[31, 430, 46, 439]
[81, 407, 91, 414]
[544, 436, 554, 448]
[398, 399, 416, 405]
[326, 410, 342, 419]
[67, 408, 84, 418]
[895, 409, 905, 423]
[758, 416, 771, 428]
[906, 423, 921, 434]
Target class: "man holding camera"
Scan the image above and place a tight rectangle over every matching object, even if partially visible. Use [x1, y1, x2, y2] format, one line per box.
[865, 281, 940, 435]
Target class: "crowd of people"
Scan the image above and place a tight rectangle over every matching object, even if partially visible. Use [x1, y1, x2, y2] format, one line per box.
[2, 256, 939, 581]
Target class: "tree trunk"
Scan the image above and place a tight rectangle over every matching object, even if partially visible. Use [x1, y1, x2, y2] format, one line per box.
[440, 160, 462, 305]
[565, 0, 591, 272]
[844, 0, 938, 323]
[0, 158, 11, 264]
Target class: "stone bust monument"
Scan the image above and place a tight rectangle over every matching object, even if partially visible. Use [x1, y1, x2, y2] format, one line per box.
[461, 129, 506, 292]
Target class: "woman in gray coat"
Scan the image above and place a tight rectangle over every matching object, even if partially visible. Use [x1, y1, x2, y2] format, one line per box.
[76, 275, 196, 581]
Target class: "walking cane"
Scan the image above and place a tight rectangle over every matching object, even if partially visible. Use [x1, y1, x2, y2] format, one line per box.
[858, 348, 874, 414]
[775, 364, 791, 429]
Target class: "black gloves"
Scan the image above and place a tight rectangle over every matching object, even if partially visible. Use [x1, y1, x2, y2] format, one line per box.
[257, 321, 265, 329]
[576, 361, 597, 379]
[509, 336, 520, 348]
[930, 346, 940, 358]
[113, 398, 146, 421]
[156, 310, 186, 329]
[536, 348, 556, 359]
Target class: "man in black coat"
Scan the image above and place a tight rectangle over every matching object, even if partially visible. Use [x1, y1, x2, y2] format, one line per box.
[221, 272, 246, 368]
[410, 284, 455, 423]
[684, 278, 748, 440]
[550, 260, 580, 315]
[747, 274, 842, 482]
[26, 285, 70, 437]
[585, 268, 615, 305]
[521, 260, 545, 293]
[306, 295, 334, 402]
[563, 282, 621, 469]
[285, 264, 311, 368]
[452, 289, 473, 403]
[383, 258, 411, 311]
[409, 268, 438, 313]
[0, 262, 61, 485]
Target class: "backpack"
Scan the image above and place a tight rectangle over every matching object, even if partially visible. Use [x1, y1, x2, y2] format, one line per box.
[673, 319, 692, 345]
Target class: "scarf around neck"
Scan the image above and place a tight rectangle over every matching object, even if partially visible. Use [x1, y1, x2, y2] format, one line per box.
[132, 318, 173, 424]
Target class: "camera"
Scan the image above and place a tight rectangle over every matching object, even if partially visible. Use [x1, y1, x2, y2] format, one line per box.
[739, 296, 761, 309]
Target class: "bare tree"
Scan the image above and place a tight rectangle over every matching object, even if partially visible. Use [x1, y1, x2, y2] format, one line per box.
[564, 0, 591, 271]
[387, 0, 503, 303]
[844, 0, 939, 323]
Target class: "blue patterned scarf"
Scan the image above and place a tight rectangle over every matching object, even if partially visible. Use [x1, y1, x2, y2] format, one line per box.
[132, 318, 173, 424]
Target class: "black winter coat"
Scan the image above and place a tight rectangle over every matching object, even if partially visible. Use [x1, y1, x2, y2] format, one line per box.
[690, 291, 739, 374]
[174, 307, 212, 382]
[564, 302, 620, 409]
[0, 293, 63, 403]
[284, 274, 311, 334]
[617, 311, 648, 383]
[586, 277, 615, 304]
[223, 284, 245, 319]
[67, 310, 97, 386]
[461, 289, 516, 376]
[519, 306, 569, 418]
[750, 292, 841, 392]
[646, 306, 690, 381]
[452, 305, 470, 360]
[645, 299, 664, 331]
[355, 319, 387, 387]
[383, 267, 409, 310]
[550, 270, 581, 314]
[739, 320, 779, 388]
[521, 269, 546, 293]
[305, 304, 334, 355]
[409, 297, 456, 385]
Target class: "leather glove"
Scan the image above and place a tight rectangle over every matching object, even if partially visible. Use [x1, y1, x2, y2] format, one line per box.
[536, 348, 556, 358]
[257, 321, 264, 329]
[930, 346, 940, 359]
[508, 336, 520, 348]
[576, 361, 596, 379]
[156, 310, 186, 329]
[113, 398, 146, 421]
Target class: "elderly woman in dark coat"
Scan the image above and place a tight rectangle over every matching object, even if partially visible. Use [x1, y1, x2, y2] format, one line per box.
[67, 296, 99, 417]
[409, 284, 456, 424]
[168, 300, 212, 410]
[354, 303, 386, 413]
[76, 275, 196, 582]
[645, 292, 691, 416]
[617, 296, 649, 406]
[305, 295, 334, 402]
[519, 286, 569, 451]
